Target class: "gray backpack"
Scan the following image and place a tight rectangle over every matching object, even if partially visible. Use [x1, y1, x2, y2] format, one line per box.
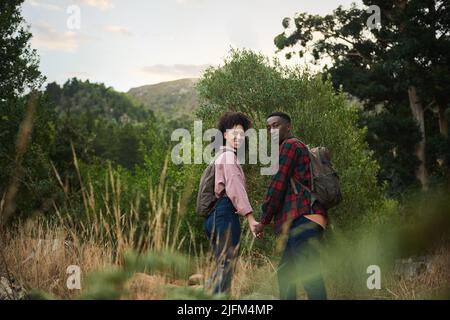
[196, 151, 224, 217]
[290, 145, 342, 210]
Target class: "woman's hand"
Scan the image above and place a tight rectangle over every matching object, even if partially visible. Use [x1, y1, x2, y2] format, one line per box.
[246, 213, 264, 239]
[253, 223, 264, 239]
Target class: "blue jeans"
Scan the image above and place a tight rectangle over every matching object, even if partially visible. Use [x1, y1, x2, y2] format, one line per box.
[278, 215, 327, 300]
[204, 197, 241, 295]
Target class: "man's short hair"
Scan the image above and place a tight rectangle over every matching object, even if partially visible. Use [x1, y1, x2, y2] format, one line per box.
[267, 111, 291, 124]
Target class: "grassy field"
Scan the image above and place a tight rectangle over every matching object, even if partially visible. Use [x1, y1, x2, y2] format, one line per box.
[1, 216, 449, 300]
[1, 127, 449, 300]
[1, 161, 449, 300]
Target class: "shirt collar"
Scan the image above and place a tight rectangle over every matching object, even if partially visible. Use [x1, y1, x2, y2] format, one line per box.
[220, 145, 237, 153]
[280, 135, 295, 145]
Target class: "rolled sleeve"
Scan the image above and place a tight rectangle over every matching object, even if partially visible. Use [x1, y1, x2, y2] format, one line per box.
[215, 151, 253, 216]
[224, 166, 253, 216]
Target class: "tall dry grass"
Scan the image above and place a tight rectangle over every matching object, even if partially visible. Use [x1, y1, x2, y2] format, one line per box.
[2, 165, 450, 300]
[1, 218, 114, 298]
[230, 240, 450, 300]
[383, 246, 450, 299]
[1, 107, 448, 299]
[0, 144, 205, 299]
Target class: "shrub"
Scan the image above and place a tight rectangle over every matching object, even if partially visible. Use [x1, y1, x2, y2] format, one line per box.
[195, 48, 384, 234]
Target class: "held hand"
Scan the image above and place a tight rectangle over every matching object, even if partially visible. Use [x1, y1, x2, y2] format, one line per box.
[246, 213, 262, 239]
[249, 219, 261, 238]
[253, 223, 265, 239]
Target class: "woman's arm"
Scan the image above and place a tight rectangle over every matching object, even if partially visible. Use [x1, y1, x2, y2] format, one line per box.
[220, 159, 253, 216]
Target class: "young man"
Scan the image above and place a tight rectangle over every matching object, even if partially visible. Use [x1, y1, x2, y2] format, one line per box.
[255, 111, 328, 300]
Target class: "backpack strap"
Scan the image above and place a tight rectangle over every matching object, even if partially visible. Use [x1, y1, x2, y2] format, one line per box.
[215, 147, 241, 200]
[290, 177, 312, 194]
[289, 143, 315, 214]
[306, 146, 315, 192]
[210, 148, 227, 206]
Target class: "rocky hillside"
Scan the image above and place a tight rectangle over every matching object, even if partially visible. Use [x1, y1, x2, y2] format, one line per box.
[127, 78, 199, 120]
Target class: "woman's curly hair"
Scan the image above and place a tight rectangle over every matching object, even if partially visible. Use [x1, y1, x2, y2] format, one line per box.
[217, 111, 252, 134]
[216, 112, 252, 146]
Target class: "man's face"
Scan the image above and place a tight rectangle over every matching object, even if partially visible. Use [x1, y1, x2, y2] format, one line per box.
[266, 116, 291, 144]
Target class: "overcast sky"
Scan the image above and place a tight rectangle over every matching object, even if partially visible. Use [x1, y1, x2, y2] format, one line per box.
[22, 0, 361, 92]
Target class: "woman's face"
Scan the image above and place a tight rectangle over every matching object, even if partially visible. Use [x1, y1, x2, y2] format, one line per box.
[224, 124, 245, 150]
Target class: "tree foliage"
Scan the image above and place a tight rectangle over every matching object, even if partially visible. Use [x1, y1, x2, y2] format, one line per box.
[0, 0, 44, 101]
[196, 49, 385, 229]
[274, 0, 450, 193]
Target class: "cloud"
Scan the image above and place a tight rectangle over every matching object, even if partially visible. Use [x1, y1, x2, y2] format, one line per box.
[65, 71, 91, 80]
[175, 0, 207, 6]
[138, 64, 210, 78]
[175, 0, 203, 4]
[227, 12, 260, 49]
[27, 0, 114, 12]
[104, 25, 132, 36]
[80, 0, 114, 10]
[27, 0, 62, 11]
[31, 22, 90, 52]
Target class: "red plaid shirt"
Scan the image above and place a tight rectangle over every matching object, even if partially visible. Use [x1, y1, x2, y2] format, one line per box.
[261, 137, 327, 233]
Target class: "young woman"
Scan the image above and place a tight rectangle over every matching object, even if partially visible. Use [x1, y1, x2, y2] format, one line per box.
[204, 111, 259, 296]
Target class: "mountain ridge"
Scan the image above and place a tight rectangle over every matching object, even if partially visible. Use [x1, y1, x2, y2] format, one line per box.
[127, 78, 199, 120]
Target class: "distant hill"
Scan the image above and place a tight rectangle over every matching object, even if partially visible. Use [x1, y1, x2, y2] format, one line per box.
[46, 78, 153, 124]
[127, 78, 199, 120]
[43, 78, 161, 170]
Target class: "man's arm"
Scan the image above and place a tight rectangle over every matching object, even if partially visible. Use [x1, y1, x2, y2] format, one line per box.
[260, 140, 298, 225]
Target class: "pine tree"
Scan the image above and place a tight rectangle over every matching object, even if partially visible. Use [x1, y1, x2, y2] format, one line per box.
[274, 0, 450, 191]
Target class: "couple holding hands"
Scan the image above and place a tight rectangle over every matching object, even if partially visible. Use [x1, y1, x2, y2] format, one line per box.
[202, 111, 328, 300]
